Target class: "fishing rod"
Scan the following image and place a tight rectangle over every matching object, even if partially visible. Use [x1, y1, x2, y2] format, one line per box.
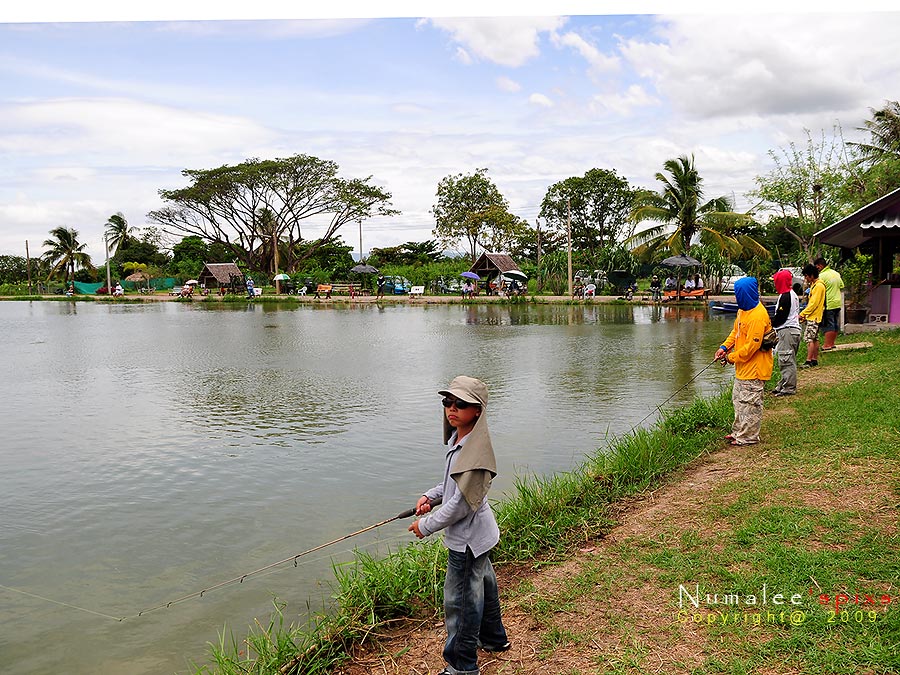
[129, 498, 441, 619]
[629, 357, 724, 432]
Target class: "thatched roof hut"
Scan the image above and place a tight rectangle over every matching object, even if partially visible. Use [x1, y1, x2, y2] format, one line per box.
[469, 252, 523, 279]
[198, 262, 244, 290]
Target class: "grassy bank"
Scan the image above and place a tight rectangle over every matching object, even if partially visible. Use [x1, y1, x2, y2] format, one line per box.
[190, 383, 734, 673]
[193, 330, 899, 675]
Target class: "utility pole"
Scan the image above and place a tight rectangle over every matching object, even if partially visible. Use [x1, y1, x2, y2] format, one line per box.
[25, 240, 33, 295]
[535, 219, 542, 293]
[358, 218, 363, 263]
[104, 233, 112, 293]
[273, 230, 281, 294]
[567, 199, 573, 298]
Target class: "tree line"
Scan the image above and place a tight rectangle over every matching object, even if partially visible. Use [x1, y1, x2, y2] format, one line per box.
[5, 99, 897, 293]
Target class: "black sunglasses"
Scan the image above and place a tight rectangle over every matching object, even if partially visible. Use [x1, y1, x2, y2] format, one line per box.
[441, 396, 480, 410]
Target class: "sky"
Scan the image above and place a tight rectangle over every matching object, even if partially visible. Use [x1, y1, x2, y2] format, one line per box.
[2, 1, 899, 263]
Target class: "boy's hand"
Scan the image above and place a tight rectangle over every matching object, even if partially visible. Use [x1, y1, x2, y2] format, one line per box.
[408, 520, 424, 538]
[415, 495, 432, 515]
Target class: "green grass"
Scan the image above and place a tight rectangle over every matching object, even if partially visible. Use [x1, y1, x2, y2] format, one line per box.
[192, 329, 900, 675]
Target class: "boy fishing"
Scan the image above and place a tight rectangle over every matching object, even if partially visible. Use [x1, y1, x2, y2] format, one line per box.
[409, 375, 510, 675]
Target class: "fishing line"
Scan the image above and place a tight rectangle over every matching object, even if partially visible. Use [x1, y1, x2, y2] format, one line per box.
[0, 583, 125, 622]
[131, 501, 436, 619]
[1, 501, 436, 622]
[628, 358, 723, 434]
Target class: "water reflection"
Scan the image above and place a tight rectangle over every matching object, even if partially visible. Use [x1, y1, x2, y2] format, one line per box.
[0, 301, 735, 675]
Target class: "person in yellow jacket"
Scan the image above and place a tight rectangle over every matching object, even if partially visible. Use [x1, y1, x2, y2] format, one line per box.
[714, 277, 774, 446]
[798, 263, 826, 368]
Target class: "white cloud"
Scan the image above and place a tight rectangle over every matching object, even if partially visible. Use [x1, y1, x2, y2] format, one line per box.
[529, 93, 553, 107]
[154, 18, 371, 38]
[591, 84, 657, 115]
[496, 76, 522, 93]
[453, 46, 473, 65]
[0, 97, 276, 164]
[620, 13, 900, 121]
[553, 29, 619, 80]
[427, 16, 567, 67]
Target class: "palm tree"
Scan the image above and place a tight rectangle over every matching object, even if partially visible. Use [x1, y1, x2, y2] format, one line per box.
[43, 226, 93, 281]
[626, 155, 767, 261]
[849, 100, 900, 164]
[104, 212, 137, 256]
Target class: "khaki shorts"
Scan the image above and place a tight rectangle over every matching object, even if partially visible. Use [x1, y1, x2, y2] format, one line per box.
[803, 320, 820, 342]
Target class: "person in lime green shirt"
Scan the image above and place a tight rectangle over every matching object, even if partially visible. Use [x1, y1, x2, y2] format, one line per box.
[799, 263, 826, 368]
[815, 257, 844, 350]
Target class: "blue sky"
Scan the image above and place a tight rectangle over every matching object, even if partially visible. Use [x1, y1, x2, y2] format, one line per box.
[1, 2, 898, 262]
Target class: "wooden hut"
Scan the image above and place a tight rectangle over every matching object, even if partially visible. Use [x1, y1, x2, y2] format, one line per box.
[468, 252, 527, 294]
[197, 262, 244, 293]
[469, 252, 522, 278]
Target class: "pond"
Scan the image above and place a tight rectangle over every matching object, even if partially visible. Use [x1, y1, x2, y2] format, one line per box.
[0, 300, 734, 674]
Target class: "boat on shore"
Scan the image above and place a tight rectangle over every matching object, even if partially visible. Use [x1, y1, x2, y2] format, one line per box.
[709, 299, 777, 316]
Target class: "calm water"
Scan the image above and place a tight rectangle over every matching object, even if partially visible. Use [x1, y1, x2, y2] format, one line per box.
[0, 301, 733, 674]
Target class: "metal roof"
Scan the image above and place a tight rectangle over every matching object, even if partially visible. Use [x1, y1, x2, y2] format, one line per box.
[816, 187, 900, 248]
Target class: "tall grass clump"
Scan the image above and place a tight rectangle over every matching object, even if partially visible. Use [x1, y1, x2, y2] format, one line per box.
[193, 390, 735, 674]
[331, 539, 446, 623]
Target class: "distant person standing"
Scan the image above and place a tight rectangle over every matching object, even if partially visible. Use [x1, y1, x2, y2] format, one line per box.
[246, 277, 255, 299]
[376, 275, 386, 299]
[713, 277, 774, 446]
[649, 275, 662, 302]
[770, 269, 801, 397]
[815, 257, 844, 351]
[798, 264, 826, 368]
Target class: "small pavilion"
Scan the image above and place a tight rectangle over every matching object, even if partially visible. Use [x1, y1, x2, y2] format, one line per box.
[468, 252, 524, 280]
[197, 262, 244, 293]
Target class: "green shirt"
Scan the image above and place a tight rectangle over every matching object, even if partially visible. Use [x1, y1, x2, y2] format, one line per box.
[819, 266, 844, 310]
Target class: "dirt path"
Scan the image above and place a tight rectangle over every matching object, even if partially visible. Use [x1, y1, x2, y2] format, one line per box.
[332, 440, 768, 675]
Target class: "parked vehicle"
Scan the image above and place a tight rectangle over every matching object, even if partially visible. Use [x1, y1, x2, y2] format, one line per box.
[384, 276, 411, 294]
[720, 265, 746, 293]
[433, 276, 463, 294]
[574, 269, 607, 290]
[780, 267, 805, 289]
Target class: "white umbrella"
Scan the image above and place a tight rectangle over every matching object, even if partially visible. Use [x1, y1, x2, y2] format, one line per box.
[184, 279, 199, 285]
[273, 273, 291, 281]
[503, 270, 528, 281]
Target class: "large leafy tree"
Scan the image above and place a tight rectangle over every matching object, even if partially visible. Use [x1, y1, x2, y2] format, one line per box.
[539, 168, 635, 256]
[748, 129, 851, 261]
[628, 155, 766, 261]
[104, 212, 137, 256]
[841, 101, 900, 209]
[848, 100, 900, 164]
[148, 154, 398, 273]
[369, 240, 443, 266]
[111, 229, 170, 273]
[42, 227, 93, 281]
[431, 168, 518, 261]
[0, 255, 29, 284]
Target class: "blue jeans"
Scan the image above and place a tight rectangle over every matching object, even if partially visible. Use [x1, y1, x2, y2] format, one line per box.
[442, 548, 508, 674]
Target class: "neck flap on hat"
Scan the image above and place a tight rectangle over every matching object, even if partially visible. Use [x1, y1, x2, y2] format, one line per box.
[442, 406, 497, 511]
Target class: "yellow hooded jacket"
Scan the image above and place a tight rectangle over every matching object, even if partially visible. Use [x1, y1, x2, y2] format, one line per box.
[723, 303, 774, 381]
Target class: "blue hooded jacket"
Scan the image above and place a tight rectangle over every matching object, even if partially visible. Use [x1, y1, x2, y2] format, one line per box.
[734, 276, 760, 311]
